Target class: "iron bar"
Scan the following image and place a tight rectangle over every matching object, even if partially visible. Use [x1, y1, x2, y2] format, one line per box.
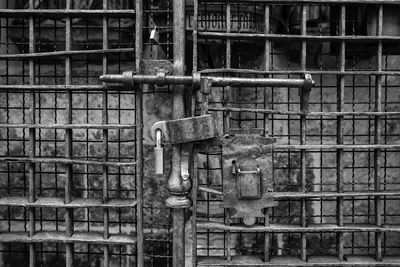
[135, 0, 144, 266]
[28, 0, 36, 265]
[199, 69, 400, 76]
[197, 186, 400, 198]
[0, 48, 134, 59]
[196, 255, 400, 266]
[0, 232, 137, 245]
[102, 1, 110, 265]
[0, 9, 136, 18]
[0, 124, 136, 129]
[300, 6, 307, 262]
[0, 197, 137, 208]
[0, 157, 137, 166]
[197, 222, 400, 233]
[337, 5, 346, 261]
[198, 32, 400, 41]
[375, 4, 384, 262]
[100, 74, 309, 87]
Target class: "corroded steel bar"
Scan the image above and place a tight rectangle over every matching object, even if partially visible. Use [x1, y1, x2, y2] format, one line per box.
[65, 1, 74, 265]
[197, 222, 400, 233]
[208, 107, 400, 116]
[0, 124, 136, 129]
[28, 0, 36, 265]
[275, 144, 400, 150]
[102, 1, 110, 265]
[0, 85, 125, 91]
[197, 186, 400, 198]
[0, 157, 137, 167]
[169, 1, 189, 267]
[203, 0, 400, 3]
[299, 6, 307, 262]
[197, 255, 400, 267]
[0, 232, 137, 245]
[0, 197, 137, 208]
[135, 0, 144, 266]
[198, 32, 400, 41]
[375, 4, 384, 261]
[100, 74, 308, 88]
[0, 9, 136, 18]
[199, 68, 400, 76]
[0, 48, 134, 59]
[337, 5, 346, 261]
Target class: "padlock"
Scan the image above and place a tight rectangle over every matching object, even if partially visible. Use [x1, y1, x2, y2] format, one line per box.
[150, 26, 160, 44]
[154, 129, 164, 175]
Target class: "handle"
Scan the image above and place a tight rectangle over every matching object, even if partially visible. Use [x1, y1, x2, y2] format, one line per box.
[154, 129, 164, 175]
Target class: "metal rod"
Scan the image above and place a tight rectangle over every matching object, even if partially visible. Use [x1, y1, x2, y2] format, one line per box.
[65, 2, 74, 264]
[197, 222, 400, 233]
[375, 4, 383, 262]
[199, 68, 400, 76]
[198, 32, 400, 41]
[135, 0, 144, 266]
[0, 48, 134, 59]
[28, 0, 35, 265]
[0, 232, 137, 245]
[337, 4, 346, 261]
[0, 9, 136, 18]
[100, 74, 309, 88]
[0, 124, 136, 129]
[300, 5, 307, 262]
[102, 1, 110, 266]
[199, 0, 400, 3]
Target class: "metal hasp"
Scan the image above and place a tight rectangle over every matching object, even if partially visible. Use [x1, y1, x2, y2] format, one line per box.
[223, 122, 278, 226]
[151, 114, 219, 144]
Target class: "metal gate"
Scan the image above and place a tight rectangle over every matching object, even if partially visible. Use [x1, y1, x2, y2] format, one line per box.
[1, 0, 400, 267]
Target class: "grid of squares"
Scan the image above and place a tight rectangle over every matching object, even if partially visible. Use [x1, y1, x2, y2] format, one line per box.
[191, 0, 400, 266]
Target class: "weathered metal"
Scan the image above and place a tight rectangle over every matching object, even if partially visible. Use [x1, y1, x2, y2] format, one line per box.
[151, 114, 219, 144]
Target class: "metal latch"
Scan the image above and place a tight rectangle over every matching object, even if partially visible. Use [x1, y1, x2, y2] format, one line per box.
[152, 114, 219, 174]
[234, 164, 261, 200]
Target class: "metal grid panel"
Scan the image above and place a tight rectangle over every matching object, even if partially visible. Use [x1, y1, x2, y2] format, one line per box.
[190, 0, 400, 266]
[0, 0, 142, 266]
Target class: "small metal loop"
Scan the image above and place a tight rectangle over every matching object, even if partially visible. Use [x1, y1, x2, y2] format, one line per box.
[156, 72, 166, 86]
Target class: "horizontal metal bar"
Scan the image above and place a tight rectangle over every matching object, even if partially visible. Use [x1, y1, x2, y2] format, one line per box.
[0, 48, 134, 59]
[209, 107, 400, 117]
[199, 32, 400, 42]
[275, 144, 400, 150]
[197, 187, 400, 199]
[200, 68, 400, 76]
[0, 124, 136, 129]
[0, 9, 135, 18]
[200, 0, 400, 3]
[0, 231, 137, 245]
[0, 85, 126, 91]
[197, 222, 400, 233]
[0, 196, 137, 208]
[100, 74, 309, 88]
[197, 255, 400, 266]
[0, 157, 137, 167]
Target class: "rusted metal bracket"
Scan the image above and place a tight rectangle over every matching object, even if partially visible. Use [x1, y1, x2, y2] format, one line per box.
[151, 114, 219, 144]
[299, 73, 314, 113]
[222, 122, 278, 226]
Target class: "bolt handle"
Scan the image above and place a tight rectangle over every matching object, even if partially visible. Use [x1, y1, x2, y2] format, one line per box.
[154, 146, 164, 175]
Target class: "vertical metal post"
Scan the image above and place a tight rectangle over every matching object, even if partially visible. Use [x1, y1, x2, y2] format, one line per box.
[28, 0, 36, 266]
[135, 0, 144, 266]
[263, 3, 271, 262]
[337, 4, 345, 262]
[300, 5, 307, 263]
[191, 0, 199, 266]
[374, 4, 383, 262]
[166, 1, 190, 267]
[102, 1, 110, 266]
[65, 1, 74, 266]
